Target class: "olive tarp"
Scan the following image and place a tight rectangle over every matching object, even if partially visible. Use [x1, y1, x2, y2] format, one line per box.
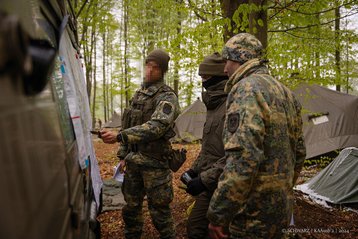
[103, 111, 121, 128]
[294, 84, 358, 159]
[173, 99, 206, 142]
[296, 147, 358, 204]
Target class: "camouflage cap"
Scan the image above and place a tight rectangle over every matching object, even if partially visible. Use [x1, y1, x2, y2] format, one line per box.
[222, 33, 263, 64]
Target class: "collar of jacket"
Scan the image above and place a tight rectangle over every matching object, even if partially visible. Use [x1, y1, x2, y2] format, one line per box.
[140, 80, 164, 96]
[224, 58, 264, 93]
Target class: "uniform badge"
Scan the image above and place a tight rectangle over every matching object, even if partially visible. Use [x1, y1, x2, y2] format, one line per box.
[163, 103, 172, 115]
[228, 113, 240, 133]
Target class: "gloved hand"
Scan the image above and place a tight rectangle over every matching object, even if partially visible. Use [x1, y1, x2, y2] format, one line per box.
[186, 177, 206, 196]
[186, 169, 198, 178]
[180, 169, 198, 185]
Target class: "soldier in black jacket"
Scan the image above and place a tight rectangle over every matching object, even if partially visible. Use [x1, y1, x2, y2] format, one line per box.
[181, 52, 228, 239]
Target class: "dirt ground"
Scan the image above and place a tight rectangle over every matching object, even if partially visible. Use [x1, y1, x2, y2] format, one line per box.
[94, 140, 358, 239]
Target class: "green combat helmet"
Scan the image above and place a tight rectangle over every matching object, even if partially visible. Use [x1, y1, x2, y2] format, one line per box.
[222, 33, 263, 64]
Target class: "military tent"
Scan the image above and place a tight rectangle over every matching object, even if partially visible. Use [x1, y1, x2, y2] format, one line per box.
[296, 147, 358, 204]
[103, 111, 121, 128]
[294, 84, 358, 159]
[173, 99, 206, 142]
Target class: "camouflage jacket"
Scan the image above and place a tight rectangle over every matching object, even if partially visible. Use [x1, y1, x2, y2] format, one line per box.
[117, 80, 180, 166]
[190, 80, 227, 192]
[207, 59, 306, 238]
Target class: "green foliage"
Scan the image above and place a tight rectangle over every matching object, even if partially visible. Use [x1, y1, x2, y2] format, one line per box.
[267, 0, 358, 90]
[76, 0, 358, 117]
[304, 156, 335, 169]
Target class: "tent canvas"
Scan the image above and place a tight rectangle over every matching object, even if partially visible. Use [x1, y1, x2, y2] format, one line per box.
[173, 99, 206, 142]
[296, 147, 358, 204]
[294, 84, 358, 159]
[103, 111, 121, 128]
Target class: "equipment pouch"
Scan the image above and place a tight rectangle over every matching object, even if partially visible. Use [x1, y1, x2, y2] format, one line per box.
[122, 108, 131, 129]
[130, 109, 142, 127]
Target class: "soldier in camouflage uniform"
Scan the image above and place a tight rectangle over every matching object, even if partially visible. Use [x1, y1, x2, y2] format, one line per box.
[207, 33, 306, 239]
[180, 52, 228, 239]
[101, 49, 180, 239]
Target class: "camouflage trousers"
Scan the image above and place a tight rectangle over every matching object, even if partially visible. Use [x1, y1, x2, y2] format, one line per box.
[121, 160, 176, 239]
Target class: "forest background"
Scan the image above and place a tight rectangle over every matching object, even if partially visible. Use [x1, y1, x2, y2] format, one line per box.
[69, 0, 358, 124]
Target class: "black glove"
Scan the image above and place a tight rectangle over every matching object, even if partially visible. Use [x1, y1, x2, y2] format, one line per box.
[180, 169, 198, 185]
[186, 169, 198, 178]
[186, 177, 206, 196]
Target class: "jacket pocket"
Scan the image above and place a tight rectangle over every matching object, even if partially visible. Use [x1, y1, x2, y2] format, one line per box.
[130, 109, 143, 127]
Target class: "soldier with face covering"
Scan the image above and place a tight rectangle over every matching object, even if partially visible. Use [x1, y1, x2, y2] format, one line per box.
[181, 52, 228, 239]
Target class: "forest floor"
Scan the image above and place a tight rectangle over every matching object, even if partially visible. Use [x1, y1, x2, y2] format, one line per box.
[93, 140, 358, 239]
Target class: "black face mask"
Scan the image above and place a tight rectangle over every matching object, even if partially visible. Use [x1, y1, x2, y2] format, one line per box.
[202, 76, 228, 90]
[202, 78, 228, 110]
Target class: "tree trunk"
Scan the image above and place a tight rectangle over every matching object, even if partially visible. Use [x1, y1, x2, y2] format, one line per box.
[110, 42, 114, 115]
[335, 3, 341, 92]
[209, 0, 219, 49]
[220, 0, 267, 49]
[81, 1, 95, 101]
[102, 30, 107, 122]
[124, 0, 130, 107]
[119, 2, 124, 114]
[91, 35, 97, 129]
[345, 19, 349, 94]
[173, 0, 182, 95]
[220, 0, 248, 42]
[249, 0, 267, 50]
[84, 27, 93, 101]
[106, 34, 111, 119]
[315, 13, 321, 81]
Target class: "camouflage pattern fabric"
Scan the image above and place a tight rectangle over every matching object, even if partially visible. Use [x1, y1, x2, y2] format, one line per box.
[119, 81, 179, 239]
[222, 33, 263, 64]
[122, 161, 175, 239]
[207, 58, 306, 239]
[121, 82, 179, 145]
[118, 81, 180, 167]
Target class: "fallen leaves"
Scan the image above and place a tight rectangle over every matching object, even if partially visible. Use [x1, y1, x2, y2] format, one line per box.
[95, 142, 200, 239]
[94, 141, 358, 239]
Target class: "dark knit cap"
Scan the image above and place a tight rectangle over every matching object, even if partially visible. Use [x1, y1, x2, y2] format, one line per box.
[199, 52, 226, 76]
[145, 49, 170, 73]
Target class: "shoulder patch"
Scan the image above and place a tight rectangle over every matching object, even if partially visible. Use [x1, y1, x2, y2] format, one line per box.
[228, 113, 240, 133]
[163, 102, 173, 115]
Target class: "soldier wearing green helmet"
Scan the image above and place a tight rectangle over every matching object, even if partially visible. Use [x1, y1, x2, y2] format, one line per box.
[207, 33, 306, 239]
